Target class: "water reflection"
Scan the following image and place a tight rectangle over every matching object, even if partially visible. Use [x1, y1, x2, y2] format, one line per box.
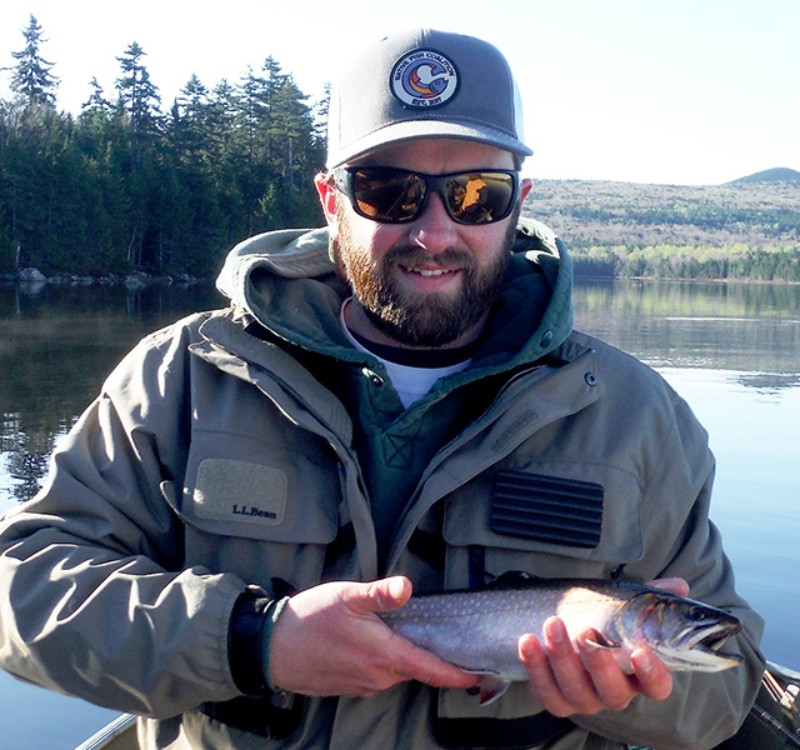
[572, 280, 800, 377]
[734, 371, 800, 396]
[0, 283, 225, 505]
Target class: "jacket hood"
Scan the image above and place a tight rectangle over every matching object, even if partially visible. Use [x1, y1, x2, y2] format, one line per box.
[215, 218, 574, 369]
[216, 226, 335, 299]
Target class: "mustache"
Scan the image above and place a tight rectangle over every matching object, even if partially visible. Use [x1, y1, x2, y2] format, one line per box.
[384, 246, 476, 270]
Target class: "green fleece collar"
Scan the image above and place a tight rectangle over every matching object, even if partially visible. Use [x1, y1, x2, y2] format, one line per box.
[214, 217, 574, 376]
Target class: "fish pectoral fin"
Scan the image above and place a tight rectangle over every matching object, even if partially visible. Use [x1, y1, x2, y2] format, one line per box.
[584, 632, 619, 651]
[464, 670, 511, 706]
[583, 636, 631, 671]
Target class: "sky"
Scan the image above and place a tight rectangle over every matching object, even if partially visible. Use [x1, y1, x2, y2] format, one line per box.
[1, 0, 798, 185]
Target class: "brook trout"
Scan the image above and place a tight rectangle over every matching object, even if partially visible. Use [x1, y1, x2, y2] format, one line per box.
[380, 578, 743, 705]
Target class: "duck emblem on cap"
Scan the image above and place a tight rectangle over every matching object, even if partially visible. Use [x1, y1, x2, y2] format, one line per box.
[390, 48, 459, 108]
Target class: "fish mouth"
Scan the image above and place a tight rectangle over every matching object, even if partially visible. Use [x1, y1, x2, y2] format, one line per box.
[684, 617, 742, 652]
[665, 618, 744, 671]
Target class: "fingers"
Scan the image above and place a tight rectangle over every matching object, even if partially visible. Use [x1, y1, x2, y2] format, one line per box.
[577, 630, 639, 712]
[630, 648, 674, 701]
[349, 577, 478, 690]
[268, 578, 477, 698]
[397, 640, 480, 690]
[519, 617, 673, 717]
[520, 618, 628, 716]
[519, 630, 578, 717]
[352, 576, 412, 615]
[647, 577, 690, 598]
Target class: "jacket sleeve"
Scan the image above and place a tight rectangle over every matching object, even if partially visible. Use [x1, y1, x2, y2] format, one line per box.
[574, 386, 765, 749]
[0, 317, 249, 717]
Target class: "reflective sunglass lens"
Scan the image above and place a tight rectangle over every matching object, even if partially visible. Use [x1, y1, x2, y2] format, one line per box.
[352, 170, 422, 222]
[338, 168, 517, 225]
[446, 174, 515, 224]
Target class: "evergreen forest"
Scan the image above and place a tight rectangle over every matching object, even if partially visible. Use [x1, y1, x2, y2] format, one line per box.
[2, 16, 799, 283]
[0, 16, 327, 280]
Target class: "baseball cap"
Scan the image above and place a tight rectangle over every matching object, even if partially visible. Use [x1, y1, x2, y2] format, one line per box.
[326, 28, 533, 168]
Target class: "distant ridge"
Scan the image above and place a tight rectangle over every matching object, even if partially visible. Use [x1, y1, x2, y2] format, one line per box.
[730, 167, 800, 184]
[525, 172, 798, 253]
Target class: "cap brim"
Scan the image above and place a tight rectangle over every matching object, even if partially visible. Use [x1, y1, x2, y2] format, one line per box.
[327, 120, 533, 168]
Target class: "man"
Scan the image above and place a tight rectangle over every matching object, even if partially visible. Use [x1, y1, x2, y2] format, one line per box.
[0, 28, 763, 750]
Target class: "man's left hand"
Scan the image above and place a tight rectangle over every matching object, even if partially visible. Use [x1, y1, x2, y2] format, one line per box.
[517, 577, 689, 717]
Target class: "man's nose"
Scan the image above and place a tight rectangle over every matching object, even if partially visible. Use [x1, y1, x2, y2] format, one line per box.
[407, 192, 459, 253]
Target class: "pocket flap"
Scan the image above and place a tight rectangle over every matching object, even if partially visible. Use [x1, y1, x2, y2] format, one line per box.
[443, 463, 643, 564]
[167, 457, 338, 544]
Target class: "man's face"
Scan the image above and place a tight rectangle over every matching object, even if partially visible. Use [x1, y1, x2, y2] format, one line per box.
[318, 139, 531, 348]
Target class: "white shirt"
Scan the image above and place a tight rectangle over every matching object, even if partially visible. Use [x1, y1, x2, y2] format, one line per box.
[340, 302, 472, 409]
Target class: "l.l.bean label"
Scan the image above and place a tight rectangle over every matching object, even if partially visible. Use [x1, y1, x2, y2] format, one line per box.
[193, 458, 287, 526]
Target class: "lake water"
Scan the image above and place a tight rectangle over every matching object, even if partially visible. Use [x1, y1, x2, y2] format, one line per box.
[0, 279, 798, 748]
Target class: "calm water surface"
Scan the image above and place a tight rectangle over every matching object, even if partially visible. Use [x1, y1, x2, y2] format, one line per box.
[0, 279, 798, 747]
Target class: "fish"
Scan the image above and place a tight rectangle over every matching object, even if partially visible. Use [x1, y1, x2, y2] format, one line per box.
[379, 577, 743, 705]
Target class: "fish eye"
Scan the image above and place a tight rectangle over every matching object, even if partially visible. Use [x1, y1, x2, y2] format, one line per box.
[690, 606, 711, 621]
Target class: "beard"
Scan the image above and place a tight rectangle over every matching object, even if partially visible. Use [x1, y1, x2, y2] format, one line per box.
[332, 207, 519, 347]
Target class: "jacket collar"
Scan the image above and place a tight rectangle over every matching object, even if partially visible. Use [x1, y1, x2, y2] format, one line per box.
[214, 218, 575, 375]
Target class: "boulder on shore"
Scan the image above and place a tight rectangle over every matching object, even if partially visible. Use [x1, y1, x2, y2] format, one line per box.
[18, 267, 47, 283]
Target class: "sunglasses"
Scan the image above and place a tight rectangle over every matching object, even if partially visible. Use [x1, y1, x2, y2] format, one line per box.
[332, 166, 520, 225]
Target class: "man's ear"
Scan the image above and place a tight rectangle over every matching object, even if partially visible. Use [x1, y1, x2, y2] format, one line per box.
[519, 177, 533, 204]
[315, 172, 339, 232]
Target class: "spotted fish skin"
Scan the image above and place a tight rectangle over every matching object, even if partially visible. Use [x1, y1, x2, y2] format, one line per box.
[379, 578, 743, 705]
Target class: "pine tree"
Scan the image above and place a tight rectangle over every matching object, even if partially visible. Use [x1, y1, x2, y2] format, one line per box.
[115, 42, 162, 152]
[82, 77, 112, 115]
[10, 15, 59, 107]
[114, 42, 163, 269]
[171, 73, 210, 165]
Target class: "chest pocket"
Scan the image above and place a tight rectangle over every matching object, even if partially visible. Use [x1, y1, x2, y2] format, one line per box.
[182, 456, 336, 541]
[442, 462, 644, 588]
[162, 430, 340, 590]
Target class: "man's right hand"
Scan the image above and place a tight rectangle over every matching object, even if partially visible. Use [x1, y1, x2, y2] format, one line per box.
[268, 576, 479, 698]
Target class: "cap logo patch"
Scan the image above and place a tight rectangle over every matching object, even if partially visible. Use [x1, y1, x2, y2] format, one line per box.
[390, 48, 459, 108]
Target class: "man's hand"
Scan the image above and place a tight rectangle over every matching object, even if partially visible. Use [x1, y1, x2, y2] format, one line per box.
[518, 577, 690, 717]
[268, 576, 479, 698]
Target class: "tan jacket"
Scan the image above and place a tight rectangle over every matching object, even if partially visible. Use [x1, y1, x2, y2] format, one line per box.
[0, 221, 764, 749]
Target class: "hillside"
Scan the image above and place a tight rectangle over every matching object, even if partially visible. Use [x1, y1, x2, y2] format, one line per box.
[730, 167, 800, 185]
[522, 172, 799, 252]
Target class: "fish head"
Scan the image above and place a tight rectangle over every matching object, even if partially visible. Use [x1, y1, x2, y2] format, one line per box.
[615, 591, 744, 673]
